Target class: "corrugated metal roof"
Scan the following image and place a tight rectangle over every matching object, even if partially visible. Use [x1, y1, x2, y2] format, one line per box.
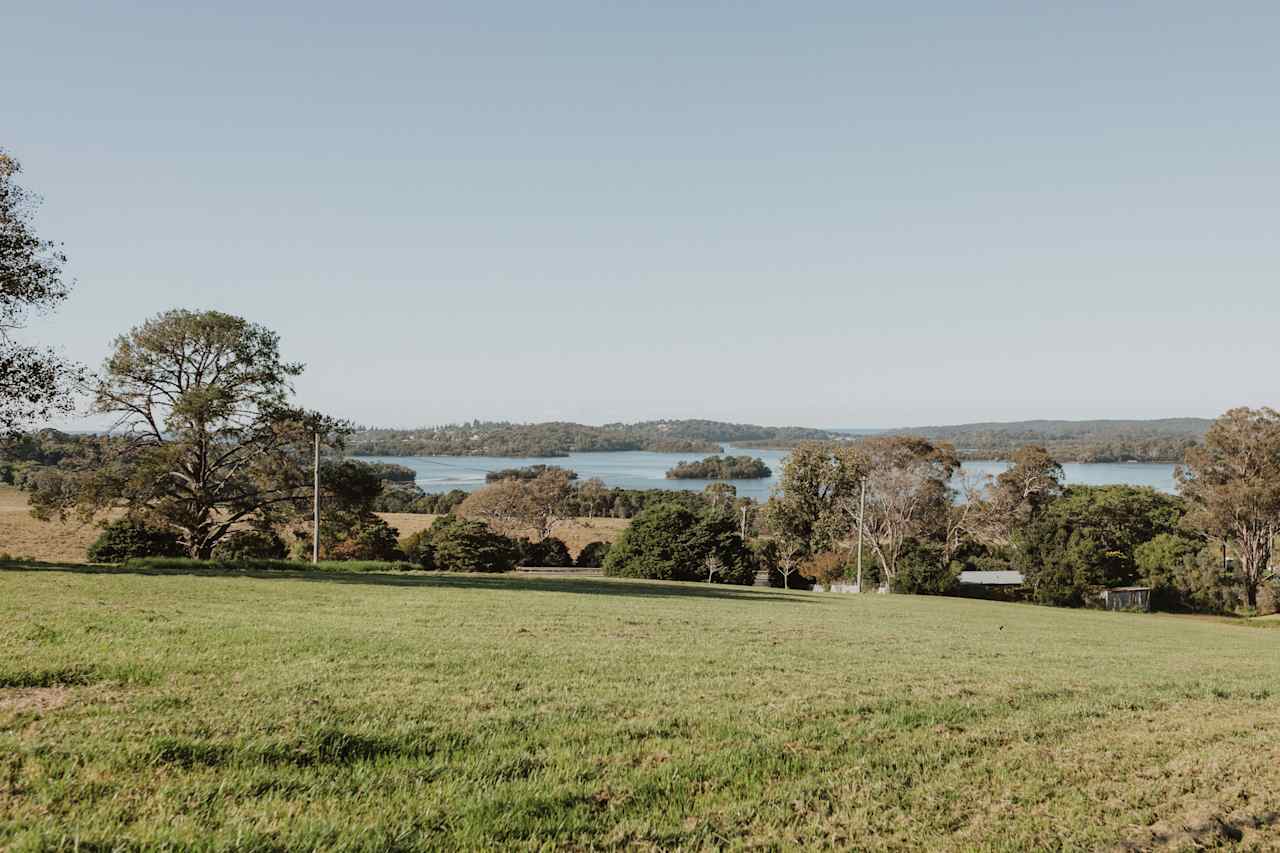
[958, 570, 1025, 586]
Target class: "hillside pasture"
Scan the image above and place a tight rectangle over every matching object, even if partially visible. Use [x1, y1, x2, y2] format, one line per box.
[2, 566, 1279, 849]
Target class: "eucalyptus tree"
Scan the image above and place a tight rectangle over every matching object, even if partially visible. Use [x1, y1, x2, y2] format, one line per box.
[834, 436, 960, 592]
[31, 310, 348, 558]
[0, 150, 83, 433]
[1177, 407, 1280, 608]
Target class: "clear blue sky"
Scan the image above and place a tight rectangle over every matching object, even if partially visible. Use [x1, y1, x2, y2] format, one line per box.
[11, 1, 1280, 428]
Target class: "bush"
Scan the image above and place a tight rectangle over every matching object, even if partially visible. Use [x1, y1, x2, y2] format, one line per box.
[576, 541, 612, 568]
[87, 519, 185, 564]
[1136, 535, 1241, 613]
[518, 537, 573, 568]
[329, 516, 404, 562]
[400, 529, 436, 570]
[212, 529, 288, 561]
[421, 516, 519, 573]
[603, 503, 754, 584]
[1016, 486, 1186, 607]
[893, 539, 959, 595]
[799, 550, 847, 588]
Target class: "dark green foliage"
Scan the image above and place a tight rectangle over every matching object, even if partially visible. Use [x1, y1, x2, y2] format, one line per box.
[893, 539, 959, 595]
[373, 487, 469, 515]
[754, 539, 816, 590]
[0, 152, 84, 434]
[1016, 485, 1186, 607]
[575, 541, 611, 568]
[517, 537, 573, 568]
[348, 419, 833, 458]
[666, 456, 772, 480]
[1134, 534, 1240, 613]
[87, 519, 185, 564]
[486, 465, 577, 483]
[602, 503, 755, 585]
[328, 515, 403, 562]
[362, 462, 418, 483]
[400, 530, 436, 571]
[125, 556, 420, 573]
[371, 483, 428, 513]
[565, 485, 713, 520]
[406, 516, 519, 573]
[212, 529, 288, 561]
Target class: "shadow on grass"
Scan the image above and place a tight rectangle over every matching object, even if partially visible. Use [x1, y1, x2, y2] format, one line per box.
[0, 561, 820, 604]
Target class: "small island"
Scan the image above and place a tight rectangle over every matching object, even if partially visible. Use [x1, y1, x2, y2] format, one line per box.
[665, 455, 773, 480]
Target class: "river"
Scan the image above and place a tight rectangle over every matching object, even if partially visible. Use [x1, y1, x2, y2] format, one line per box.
[359, 446, 1179, 500]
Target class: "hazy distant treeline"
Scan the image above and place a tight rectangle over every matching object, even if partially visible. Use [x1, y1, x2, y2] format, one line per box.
[348, 419, 835, 458]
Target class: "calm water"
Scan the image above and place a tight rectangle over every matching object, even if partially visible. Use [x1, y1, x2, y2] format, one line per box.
[361, 446, 1178, 500]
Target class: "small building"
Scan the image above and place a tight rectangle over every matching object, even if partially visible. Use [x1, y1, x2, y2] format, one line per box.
[958, 571, 1025, 587]
[1100, 586, 1152, 612]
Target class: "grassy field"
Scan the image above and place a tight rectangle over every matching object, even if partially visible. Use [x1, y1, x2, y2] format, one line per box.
[3, 567, 1280, 850]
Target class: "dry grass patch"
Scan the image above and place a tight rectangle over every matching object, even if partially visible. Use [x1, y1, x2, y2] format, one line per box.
[0, 687, 70, 716]
[0, 487, 103, 564]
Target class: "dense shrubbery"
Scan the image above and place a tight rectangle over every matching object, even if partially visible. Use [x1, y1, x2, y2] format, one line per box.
[402, 516, 520, 573]
[603, 503, 755, 584]
[575, 541, 611, 568]
[893, 539, 959, 595]
[328, 515, 404, 562]
[372, 486, 469, 514]
[1016, 486, 1186, 607]
[665, 455, 772, 480]
[124, 556, 419, 573]
[517, 537, 573, 568]
[1134, 534, 1240, 613]
[212, 529, 289, 561]
[87, 519, 185, 563]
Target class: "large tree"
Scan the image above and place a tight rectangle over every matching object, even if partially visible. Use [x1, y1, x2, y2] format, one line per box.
[31, 310, 347, 558]
[835, 436, 960, 592]
[965, 445, 1065, 548]
[458, 467, 575, 541]
[1177, 407, 1280, 608]
[0, 150, 82, 433]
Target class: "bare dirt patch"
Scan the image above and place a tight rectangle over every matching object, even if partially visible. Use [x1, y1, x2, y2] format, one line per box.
[0, 686, 71, 715]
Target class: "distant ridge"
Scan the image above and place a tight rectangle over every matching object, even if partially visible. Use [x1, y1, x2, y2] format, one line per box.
[888, 418, 1211, 437]
[872, 418, 1211, 463]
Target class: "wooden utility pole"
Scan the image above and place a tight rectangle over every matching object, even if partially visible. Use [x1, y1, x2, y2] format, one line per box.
[313, 431, 320, 565]
[855, 479, 866, 593]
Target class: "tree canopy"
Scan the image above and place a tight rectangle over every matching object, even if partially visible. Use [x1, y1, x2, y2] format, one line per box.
[1177, 407, 1280, 607]
[0, 150, 82, 434]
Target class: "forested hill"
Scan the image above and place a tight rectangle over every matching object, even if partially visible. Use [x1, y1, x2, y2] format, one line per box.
[886, 418, 1212, 463]
[349, 420, 837, 458]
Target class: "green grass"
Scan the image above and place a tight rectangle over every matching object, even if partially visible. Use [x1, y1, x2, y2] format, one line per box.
[2, 566, 1279, 850]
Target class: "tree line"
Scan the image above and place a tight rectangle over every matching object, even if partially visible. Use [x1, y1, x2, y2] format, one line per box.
[347, 420, 836, 458]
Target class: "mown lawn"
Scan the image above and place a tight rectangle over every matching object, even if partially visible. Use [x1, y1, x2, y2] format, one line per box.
[2, 567, 1279, 850]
